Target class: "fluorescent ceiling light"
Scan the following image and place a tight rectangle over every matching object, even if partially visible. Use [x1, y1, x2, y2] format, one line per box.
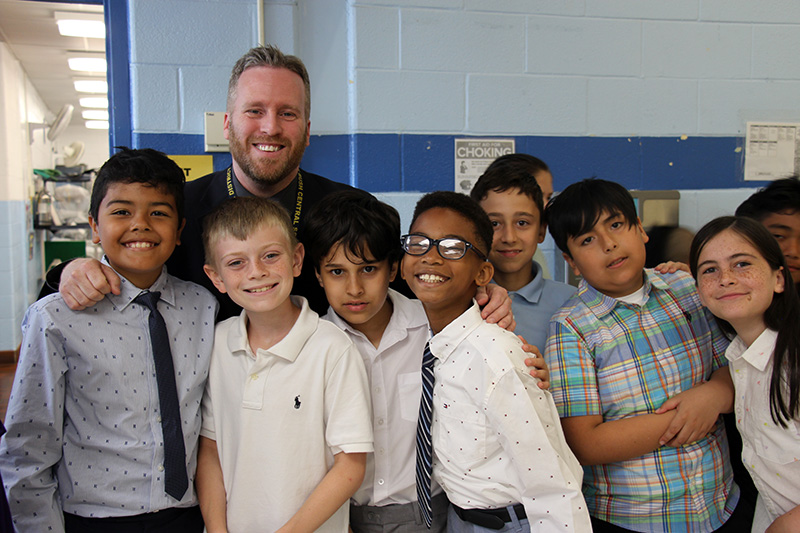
[82, 109, 109, 120]
[74, 80, 108, 94]
[80, 97, 108, 109]
[68, 57, 107, 73]
[85, 120, 109, 130]
[55, 12, 105, 39]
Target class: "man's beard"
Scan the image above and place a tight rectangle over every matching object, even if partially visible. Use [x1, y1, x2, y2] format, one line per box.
[227, 122, 307, 190]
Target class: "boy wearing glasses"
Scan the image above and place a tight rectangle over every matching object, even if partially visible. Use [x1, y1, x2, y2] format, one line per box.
[401, 191, 590, 532]
[303, 190, 547, 532]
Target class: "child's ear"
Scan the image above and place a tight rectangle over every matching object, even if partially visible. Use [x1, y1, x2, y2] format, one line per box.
[315, 268, 324, 287]
[203, 264, 228, 294]
[88, 215, 101, 244]
[563, 252, 581, 277]
[293, 243, 305, 278]
[389, 260, 399, 282]
[176, 218, 186, 246]
[475, 261, 494, 287]
[775, 266, 786, 295]
[537, 221, 547, 244]
[636, 217, 649, 244]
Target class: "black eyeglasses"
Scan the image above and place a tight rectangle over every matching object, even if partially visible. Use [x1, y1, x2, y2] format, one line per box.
[400, 234, 487, 261]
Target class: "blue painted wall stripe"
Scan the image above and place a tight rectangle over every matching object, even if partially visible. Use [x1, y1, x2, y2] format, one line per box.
[105, 0, 131, 151]
[130, 133, 770, 192]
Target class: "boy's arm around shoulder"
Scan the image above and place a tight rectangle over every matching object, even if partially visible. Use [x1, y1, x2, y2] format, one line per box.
[485, 342, 592, 532]
[0, 300, 70, 532]
[544, 316, 679, 465]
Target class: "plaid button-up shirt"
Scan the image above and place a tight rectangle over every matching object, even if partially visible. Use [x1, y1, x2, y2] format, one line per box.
[545, 269, 739, 532]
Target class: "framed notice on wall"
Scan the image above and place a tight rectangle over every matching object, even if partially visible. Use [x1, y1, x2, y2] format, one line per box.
[744, 122, 800, 181]
[454, 138, 515, 193]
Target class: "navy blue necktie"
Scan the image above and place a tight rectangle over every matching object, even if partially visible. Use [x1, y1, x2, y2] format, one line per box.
[416, 342, 435, 528]
[134, 291, 188, 500]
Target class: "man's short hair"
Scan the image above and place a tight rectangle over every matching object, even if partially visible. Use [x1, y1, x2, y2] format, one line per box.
[736, 176, 800, 221]
[470, 154, 546, 223]
[545, 178, 638, 257]
[90, 147, 185, 221]
[227, 44, 311, 119]
[304, 189, 402, 271]
[410, 191, 493, 258]
[202, 197, 297, 266]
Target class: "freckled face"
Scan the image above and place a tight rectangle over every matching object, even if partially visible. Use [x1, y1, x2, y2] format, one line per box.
[696, 229, 784, 337]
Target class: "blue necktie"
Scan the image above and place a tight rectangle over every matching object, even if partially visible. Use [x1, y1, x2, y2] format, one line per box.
[134, 291, 189, 500]
[416, 342, 435, 528]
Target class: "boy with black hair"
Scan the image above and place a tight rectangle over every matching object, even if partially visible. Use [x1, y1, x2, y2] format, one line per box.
[401, 191, 590, 532]
[0, 148, 218, 533]
[471, 154, 576, 349]
[197, 197, 373, 532]
[736, 176, 800, 285]
[545, 178, 746, 532]
[304, 190, 555, 532]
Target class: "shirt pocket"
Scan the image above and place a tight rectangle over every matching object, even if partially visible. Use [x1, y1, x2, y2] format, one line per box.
[753, 417, 800, 466]
[398, 371, 422, 422]
[432, 398, 488, 464]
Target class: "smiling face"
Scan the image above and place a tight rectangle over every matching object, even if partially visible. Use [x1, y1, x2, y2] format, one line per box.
[478, 188, 546, 291]
[759, 209, 800, 284]
[400, 207, 493, 333]
[316, 242, 397, 338]
[89, 182, 183, 289]
[564, 210, 649, 298]
[203, 222, 303, 316]
[224, 66, 310, 196]
[696, 228, 784, 344]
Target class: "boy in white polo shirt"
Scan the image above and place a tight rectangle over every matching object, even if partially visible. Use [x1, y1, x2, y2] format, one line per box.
[195, 197, 373, 532]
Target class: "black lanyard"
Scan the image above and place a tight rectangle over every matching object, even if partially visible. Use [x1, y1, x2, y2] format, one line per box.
[225, 167, 304, 235]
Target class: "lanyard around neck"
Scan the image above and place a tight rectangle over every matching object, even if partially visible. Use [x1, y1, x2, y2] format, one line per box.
[225, 167, 304, 235]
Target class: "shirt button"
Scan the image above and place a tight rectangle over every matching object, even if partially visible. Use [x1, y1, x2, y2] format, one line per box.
[377, 418, 384, 426]
[377, 478, 385, 485]
[157, 464, 164, 472]
[374, 387, 382, 395]
[379, 448, 385, 455]
[251, 374, 258, 381]
[157, 416, 162, 423]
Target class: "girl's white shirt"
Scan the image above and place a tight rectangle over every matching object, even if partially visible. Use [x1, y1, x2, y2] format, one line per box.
[726, 328, 800, 531]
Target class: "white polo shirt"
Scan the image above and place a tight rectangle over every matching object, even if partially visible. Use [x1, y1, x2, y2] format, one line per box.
[201, 296, 373, 532]
[324, 289, 444, 507]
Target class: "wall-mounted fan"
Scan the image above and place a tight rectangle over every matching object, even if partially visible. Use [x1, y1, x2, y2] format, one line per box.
[63, 141, 85, 167]
[29, 104, 74, 144]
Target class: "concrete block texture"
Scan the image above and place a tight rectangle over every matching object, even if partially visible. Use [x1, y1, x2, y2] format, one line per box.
[355, 0, 462, 8]
[698, 80, 800, 135]
[586, 0, 698, 20]
[701, 0, 800, 24]
[468, 75, 587, 134]
[526, 16, 641, 76]
[130, 0, 256, 65]
[401, 9, 525, 72]
[131, 65, 180, 132]
[753, 25, 800, 80]
[355, 70, 465, 131]
[588, 78, 697, 135]
[643, 21, 751, 79]
[464, 0, 585, 16]
[355, 6, 399, 69]
[181, 66, 231, 134]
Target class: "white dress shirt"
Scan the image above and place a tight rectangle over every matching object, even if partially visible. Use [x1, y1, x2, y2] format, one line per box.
[324, 289, 444, 506]
[430, 301, 591, 532]
[727, 329, 800, 530]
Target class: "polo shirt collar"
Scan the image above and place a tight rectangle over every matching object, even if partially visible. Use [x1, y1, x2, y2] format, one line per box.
[102, 255, 173, 312]
[508, 261, 544, 304]
[726, 328, 776, 372]
[429, 300, 483, 362]
[577, 268, 666, 318]
[227, 295, 316, 362]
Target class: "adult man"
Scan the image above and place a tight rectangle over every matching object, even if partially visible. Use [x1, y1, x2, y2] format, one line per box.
[49, 46, 353, 318]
